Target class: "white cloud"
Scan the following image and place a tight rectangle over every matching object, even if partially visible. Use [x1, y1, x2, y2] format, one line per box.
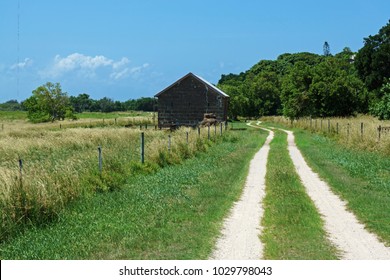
[10, 58, 33, 70]
[42, 53, 148, 80]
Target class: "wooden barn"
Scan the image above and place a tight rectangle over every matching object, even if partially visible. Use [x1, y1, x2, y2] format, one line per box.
[154, 72, 229, 128]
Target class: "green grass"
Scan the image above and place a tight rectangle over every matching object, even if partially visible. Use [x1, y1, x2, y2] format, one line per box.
[261, 130, 338, 259]
[76, 111, 152, 119]
[0, 127, 267, 259]
[0, 111, 27, 120]
[294, 129, 390, 246]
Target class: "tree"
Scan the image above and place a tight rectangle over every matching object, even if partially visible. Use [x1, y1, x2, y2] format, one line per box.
[323, 41, 331, 56]
[70, 93, 93, 113]
[355, 20, 390, 93]
[24, 82, 74, 123]
[0, 100, 23, 111]
[370, 81, 390, 120]
[280, 61, 314, 119]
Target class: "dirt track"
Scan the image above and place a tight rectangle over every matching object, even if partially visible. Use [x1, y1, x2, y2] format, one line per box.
[210, 128, 274, 260]
[211, 125, 390, 260]
[283, 129, 390, 260]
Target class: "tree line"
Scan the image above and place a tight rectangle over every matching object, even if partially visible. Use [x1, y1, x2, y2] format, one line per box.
[0, 88, 155, 123]
[218, 20, 390, 120]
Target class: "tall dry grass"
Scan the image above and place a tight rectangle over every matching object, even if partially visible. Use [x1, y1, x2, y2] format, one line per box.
[0, 120, 224, 241]
[261, 115, 390, 155]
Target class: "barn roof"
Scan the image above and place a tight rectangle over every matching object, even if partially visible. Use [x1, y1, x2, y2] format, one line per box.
[154, 72, 229, 98]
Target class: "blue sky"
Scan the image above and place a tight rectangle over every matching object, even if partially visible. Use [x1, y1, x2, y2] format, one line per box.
[1, 0, 389, 103]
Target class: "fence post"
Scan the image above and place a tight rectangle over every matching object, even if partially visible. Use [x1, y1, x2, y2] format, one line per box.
[214, 124, 217, 138]
[140, 132, 145, 164]
[198, 126, 201, 137]
[115, 118, 117, 125]
[361, 122, 364, 138]
[186, 131, 189, 145]
[378, 125, 382, 142]
[347, 123, 350, 142]
[18, 157, 23, 179]
[98, 146, 102, 174]
[220, 122, 223, 136]
[168, 134, 171, 153]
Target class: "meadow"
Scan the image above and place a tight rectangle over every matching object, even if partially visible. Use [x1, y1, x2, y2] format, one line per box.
[261, 115, 390, 155]
[0, 112, 233, 243]
[0, 115, 267, 259]
[260, 116, 390, 246]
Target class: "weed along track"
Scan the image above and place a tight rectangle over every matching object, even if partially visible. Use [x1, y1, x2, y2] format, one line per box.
[210, 128, 273, 260]
[282, 129, 390, 260]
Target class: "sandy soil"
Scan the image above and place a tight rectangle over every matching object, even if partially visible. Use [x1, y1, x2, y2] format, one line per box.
[210, 128, 274, 260]
[283, 129, 390, 260]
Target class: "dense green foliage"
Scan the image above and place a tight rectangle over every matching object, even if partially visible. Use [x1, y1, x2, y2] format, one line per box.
[23, 82, 75, 123]
[0, 100, 23, 111]
[219, 20, 390, 120]
[218, 49, 366, 120]
[370, 82, 390, 120]
[355, 20, 390, 94]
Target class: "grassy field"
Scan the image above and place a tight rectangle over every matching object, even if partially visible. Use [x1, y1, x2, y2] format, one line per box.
[0, 122, 267, 259]
[294, 130, 390, 246]
[0, 112, 236, 243]
[262, 115, 390, 155]
[261, 130, 338, 259]
[260, 116, 390, 246]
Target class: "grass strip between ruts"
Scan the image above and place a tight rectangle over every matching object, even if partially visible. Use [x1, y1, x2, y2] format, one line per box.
[261, 130, 339, 260]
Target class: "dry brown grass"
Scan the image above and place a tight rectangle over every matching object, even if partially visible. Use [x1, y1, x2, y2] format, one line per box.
[261, 115, 390, 155]
[0, 118, 221, 241]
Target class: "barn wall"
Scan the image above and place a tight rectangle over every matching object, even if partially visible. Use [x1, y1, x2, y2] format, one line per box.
[157, 76, 228, 127]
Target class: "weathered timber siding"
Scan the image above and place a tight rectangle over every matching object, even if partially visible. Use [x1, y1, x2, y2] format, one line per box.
[156, 74, 229, 127]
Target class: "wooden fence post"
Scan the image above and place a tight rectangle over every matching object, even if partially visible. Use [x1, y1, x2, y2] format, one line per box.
[18, 158, 23, 179]
[98, 146, 102, 174]
[361, 122, 364, 138]
[220, 122, 223, 136]
[198, 126, 201, 137]
[378, 125, 382, 142]
[168, 134, 171, 153]
[140, 132, 145, 164]
[347, 123, 350, 142]
[186, 131, 189, 145]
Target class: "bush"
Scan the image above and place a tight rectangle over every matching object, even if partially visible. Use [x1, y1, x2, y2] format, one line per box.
[371, 82, 390, 120]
